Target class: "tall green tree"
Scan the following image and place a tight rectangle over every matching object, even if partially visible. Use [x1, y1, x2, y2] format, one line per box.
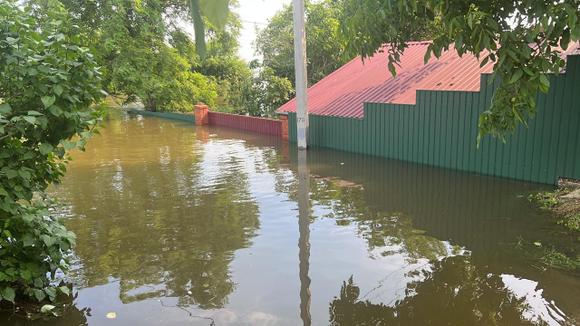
[58, 0, 218, 111]
[255, 0, 353, 86]
[340, 0, 580, 139]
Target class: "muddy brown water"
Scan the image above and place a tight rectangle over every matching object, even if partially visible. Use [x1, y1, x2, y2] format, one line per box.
[2, 110, 578, 325]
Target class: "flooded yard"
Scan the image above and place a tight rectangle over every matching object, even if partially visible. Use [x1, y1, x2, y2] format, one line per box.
[3, 110, 578, 325]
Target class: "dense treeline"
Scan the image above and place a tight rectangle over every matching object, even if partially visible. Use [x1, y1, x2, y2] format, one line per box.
[33, 0, 356, 117]
[29, 0, 349, 117]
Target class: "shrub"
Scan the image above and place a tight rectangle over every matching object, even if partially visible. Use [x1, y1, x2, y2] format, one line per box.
[0, 1, 103, 304]
[111, 40, 217, 112]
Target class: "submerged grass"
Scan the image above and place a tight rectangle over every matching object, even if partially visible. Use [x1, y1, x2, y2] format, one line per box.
[539, 247, 580, 271]
[527, 181, 580, 271]
[529, 182, 580, 232]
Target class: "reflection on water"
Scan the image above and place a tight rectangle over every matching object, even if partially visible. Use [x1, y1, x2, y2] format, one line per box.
[329, 256, 568, 325]
[1, 110, 578, 325]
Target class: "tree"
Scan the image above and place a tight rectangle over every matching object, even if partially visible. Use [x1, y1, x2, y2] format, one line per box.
[59, 0, 218, 112]
[255, 0, 353, 86]
[0, 1, 103, 304]
[247, 66, 295, 117]
[340, 0, 580, 139]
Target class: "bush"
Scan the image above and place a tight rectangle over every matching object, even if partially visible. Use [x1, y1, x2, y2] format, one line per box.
[196, 55, 253, 114]
[111, 41, 217, 112]
[0, 1, 103, 304]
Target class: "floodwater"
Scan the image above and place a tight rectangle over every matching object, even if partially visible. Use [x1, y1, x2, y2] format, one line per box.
[2, 110, 578, 325]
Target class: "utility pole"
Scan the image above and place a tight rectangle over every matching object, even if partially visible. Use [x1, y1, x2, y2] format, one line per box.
[292, 0, 309, 150]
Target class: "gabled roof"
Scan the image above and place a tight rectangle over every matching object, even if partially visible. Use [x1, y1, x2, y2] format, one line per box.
[277, 41, 580, 118]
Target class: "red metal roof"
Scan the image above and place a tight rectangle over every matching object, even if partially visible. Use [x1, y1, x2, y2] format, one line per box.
[277, 41, 580, 118]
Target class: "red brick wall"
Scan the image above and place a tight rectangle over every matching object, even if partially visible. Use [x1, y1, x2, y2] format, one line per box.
[207, 111, 282, 137]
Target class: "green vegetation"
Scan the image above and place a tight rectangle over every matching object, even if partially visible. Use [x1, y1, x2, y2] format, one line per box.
[539, 247, 579, 270]
[529, 186, 580, 232]
[50, 0, 314, 116]
[340, 0, 580, 140]
[58, 0, 219, 112]
[525, 185, 579, 270]
[188, 0, 230, 59]
[0, 1, 103, 306]
[256, 0, 353, 87]
[528, 189, 562, 209]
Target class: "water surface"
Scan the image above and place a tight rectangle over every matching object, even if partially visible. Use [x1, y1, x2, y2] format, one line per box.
[2, 110, 578, 325]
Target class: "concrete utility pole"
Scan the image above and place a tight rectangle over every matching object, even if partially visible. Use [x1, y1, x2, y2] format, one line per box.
[292, 0, 309, 150]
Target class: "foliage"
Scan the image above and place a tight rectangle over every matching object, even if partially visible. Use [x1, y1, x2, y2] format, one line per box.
[558, 213, 580, 232]
[112, 39, 217, 111]
[0, 1, 103, 304]
[528, 189, 561, 209]
[529, 187, 580, 232]
[255, 0, 353, 86]
[539, 246, 580, 270]
[245, 67, 294, 117]
[196, 56, 252, 113]
[340, 0, 580, 140]
[188, 0, 231, 58]
[59, 0, 218, 112]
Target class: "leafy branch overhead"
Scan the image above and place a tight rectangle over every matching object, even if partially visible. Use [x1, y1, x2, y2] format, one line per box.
[340, 0, 580, 140]
[189, 0, 230, 58]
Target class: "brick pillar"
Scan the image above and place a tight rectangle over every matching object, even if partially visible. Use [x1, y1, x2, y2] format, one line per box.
[278, 113, 289, 140]
[194, 104, 209, 125]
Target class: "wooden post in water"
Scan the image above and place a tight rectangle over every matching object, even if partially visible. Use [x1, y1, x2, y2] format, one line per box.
[292, 0, 309, 150]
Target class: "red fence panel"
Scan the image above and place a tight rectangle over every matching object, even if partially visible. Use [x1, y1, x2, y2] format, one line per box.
[208, 112, 282, 137]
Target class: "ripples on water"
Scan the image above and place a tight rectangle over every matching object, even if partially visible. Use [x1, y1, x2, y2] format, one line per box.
[2, 110, 578, 326]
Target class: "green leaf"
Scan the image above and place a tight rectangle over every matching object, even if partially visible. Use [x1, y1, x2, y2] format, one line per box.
[41, 304, 56, 314]
[33, 289, 46, 302]
[18, 169, 31, 180]
[200, 0, 230, 29]
[23, 116, 37, 124]
[1, 287, 15, 303]
[41, 96, 56, 108]
[53, 85, 64, 96]
[0, 103, 11, 115]
[509, 69, 523, 84]
[62, 140, 78, 150]
[560, 29, 571, 50]
[48, 105, 63, 117]
[39, 143, 53, 155]
[22, 234, 35, 247]
[34, 278, 44, 288]
[41, 234, 56, 247]
[539, 74, 550, 93]
[572, 26, 580, 40]
[58, 286, 70, 296]
[387, 61, 397, 77]
[27, 110, 44, 116]
[5, 169, 18, 179]
[45, 287, 57, 301]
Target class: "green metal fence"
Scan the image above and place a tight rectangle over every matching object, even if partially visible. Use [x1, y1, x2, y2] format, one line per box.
[127, 109, 195, 123]
[289, 55, 580, 184]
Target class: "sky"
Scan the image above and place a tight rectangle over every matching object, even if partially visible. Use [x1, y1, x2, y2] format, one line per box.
[235, 0, 291, 61]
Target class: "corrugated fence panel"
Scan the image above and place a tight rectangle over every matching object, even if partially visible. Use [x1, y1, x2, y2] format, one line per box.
[289, 55, 580, 184]
[208, 112, 282, 136]
[127, 109, 195, 123]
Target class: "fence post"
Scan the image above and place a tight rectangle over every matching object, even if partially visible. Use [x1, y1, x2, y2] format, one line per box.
[194, 104, 209, 125]
[278, 113, 289, 140]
